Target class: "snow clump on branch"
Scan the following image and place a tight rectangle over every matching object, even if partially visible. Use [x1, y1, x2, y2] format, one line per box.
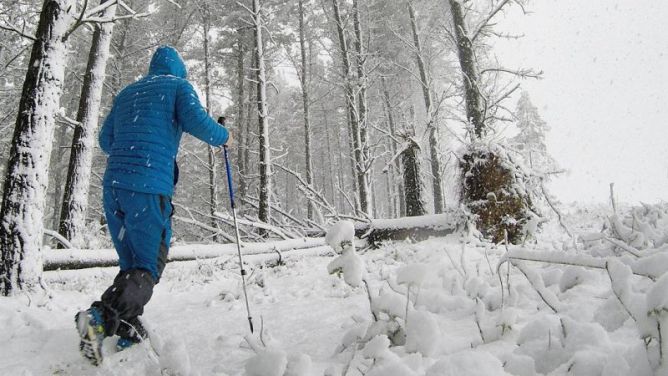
[325, 220, 355, 253]
[326, 220, 365, 287]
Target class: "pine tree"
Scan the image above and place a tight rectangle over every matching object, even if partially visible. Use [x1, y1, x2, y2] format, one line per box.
[510, 92, 557, 172]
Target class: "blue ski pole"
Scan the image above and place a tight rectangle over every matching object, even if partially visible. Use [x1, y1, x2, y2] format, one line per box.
[219, 117, 254, 333]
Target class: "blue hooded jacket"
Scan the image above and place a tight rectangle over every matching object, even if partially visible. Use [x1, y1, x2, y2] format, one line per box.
[99, 46, 228, 196]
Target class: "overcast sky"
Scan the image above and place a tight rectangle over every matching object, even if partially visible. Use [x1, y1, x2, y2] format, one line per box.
[495, 0, 668, 204]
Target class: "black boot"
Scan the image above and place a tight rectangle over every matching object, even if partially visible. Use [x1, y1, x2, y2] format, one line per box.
[92, 269, 155, 337]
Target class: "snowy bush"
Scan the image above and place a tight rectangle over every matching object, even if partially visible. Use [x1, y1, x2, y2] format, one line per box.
[327, 247, 365, 288]
[326, 220, 366, 288]
[325, 220, 355, 253]
[324, 200, 668, 375]
[361, 335, 418, 376]
[243, 335, 312, 376]
[495, 203, 668, 374]
[405, 309, 440, 356]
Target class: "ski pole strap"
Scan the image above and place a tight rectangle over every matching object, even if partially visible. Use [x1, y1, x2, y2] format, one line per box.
[223, 145, 235, 209]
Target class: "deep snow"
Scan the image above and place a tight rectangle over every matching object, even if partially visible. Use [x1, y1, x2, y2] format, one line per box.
[1, 203, 667, 375]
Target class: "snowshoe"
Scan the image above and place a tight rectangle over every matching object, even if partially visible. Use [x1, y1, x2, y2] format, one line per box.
[116, 317, 148, 351]
[75, 307, 106, 366]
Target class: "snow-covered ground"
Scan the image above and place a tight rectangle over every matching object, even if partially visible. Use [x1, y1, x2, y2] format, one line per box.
[1, 203, 667, 375]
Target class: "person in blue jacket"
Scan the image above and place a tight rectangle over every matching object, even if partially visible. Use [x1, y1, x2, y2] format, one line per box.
[75, 45, 230, 365]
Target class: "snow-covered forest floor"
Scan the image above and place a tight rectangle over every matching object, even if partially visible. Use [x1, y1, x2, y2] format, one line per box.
[1, 203, 666, 376]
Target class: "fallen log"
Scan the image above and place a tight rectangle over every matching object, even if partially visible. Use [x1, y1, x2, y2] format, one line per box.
[309, 212, 460, 247]
[358, 213, 459, 247]
[44, 237, 330, 271]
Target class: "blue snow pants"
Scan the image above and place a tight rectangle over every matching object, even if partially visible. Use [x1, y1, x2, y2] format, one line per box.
[103, 186, 173, 281]
[93, 187, 173, 336]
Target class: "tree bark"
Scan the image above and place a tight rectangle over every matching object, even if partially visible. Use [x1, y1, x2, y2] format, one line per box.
[201, 7, 220, 241]
[235, 29, 247, 202]
[332, 0, 367, 216]
[0, 0, 73, 295]
[448, 0, 484, 138]
[401, 137, 426, 217]
[322, 103, 337, 209]
[253, 0, 271, 234]
[357, 213, 456, 247]
[59, 0, 116, 248]
[242, 75, 254, 205]
[298, 0, 314, 221]
[352, 0, 371, 215]
[381, 76, 405, 217]
[408, 0, 444, 213]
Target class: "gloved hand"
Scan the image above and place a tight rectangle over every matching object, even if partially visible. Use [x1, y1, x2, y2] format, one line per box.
[217, 116, 232, 147]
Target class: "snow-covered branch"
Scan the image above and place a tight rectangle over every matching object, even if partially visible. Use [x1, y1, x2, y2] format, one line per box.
[173, 215, 236, 243]
[498, 247, 666, 280]
[214, 212, 291, 240]
[480, 67, 543, 80]
[275, 164, 339, 220]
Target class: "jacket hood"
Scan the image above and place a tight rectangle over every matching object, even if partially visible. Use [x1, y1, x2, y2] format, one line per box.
[148, 46, 187, 78]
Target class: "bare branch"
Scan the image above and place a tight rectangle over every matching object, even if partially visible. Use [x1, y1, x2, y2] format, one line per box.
[511, 260, 561, 313]
[63, 0, 91, 41]
[117, 0, 136, 13]
[83, 0, 117, 19]
[84, 12, 151, 24]
[163, 0, 182, 9]
[236, 1, 256, 17]
[275, 164, 339, 220]
[471, 0, 512, 42]
[0, 23, 36, 41]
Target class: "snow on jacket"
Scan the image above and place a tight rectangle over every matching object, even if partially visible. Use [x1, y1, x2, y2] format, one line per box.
[99, 45, 228, 196]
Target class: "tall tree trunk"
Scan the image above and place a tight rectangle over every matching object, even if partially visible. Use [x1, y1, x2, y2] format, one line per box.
[381, 76, 405, 217]
[254, 0, 271, 233]
[50, 85, 79, 234]
[351, 0, 371, 215]
[201, 9, 219, 241]
[333, 114, 346, 213]
[298, 0, 314, 221]
[448, 0, 484, 138]
[408, 0, 444, 213]
[322, 103, 336, 207]
[0, 0, 73, 295]
[384, 171, 393, 218]
[109, 4, 134, 97]
[235, 30, 247, 202]
[332, 0, 365, 216]
[59, 0, 116, 248]
[242, 77, 254, 203]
